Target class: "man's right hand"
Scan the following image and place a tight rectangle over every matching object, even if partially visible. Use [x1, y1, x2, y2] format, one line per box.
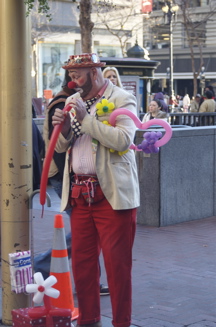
[52, 108, 71, 138]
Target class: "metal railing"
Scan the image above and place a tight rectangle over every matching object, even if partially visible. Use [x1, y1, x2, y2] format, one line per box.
[169, 112, 216, 126]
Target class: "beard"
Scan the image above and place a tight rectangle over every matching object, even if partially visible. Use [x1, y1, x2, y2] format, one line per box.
[79, 72, 93, 99]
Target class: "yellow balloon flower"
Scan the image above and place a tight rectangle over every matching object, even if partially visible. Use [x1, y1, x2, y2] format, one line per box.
[96, 99, 115, 116]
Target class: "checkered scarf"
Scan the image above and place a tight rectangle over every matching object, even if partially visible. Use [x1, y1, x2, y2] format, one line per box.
[72, 96, 98, 138]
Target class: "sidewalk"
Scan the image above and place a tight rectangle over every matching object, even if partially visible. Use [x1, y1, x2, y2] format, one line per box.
[1, 187, 216, 326]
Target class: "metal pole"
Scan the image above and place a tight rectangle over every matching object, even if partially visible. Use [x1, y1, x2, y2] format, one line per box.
[0, 0, 32, 324]
[168, 1, 174, 110]
[169, 10, 174, 100]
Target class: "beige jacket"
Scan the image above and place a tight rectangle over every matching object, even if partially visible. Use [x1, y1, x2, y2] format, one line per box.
[55, 80, 140, 211]
[142, 110, 169, 123]
[199, 99, 216, 112]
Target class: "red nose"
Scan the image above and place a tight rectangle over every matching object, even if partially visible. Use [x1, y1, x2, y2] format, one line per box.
[68, 81, 77, 89]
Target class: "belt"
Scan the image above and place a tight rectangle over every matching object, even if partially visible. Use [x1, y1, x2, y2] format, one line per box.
[71, 174, 99, 206]
[72, 174, 98, 185]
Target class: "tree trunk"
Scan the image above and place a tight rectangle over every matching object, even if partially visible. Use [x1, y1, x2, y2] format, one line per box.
[79, 0, 94, 53]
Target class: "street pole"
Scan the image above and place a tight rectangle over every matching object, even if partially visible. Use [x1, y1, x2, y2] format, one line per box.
[162, 0, 178, 112]
[169, 6, 174, 104]
[0, 0, 32, 324]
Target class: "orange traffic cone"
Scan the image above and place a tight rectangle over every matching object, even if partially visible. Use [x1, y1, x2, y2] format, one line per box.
[50, 214, 79, 320]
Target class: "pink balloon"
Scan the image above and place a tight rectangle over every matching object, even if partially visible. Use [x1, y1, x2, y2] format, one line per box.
[109, 108, 172, 150]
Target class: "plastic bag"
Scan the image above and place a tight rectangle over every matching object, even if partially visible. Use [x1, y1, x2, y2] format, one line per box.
[9, 250, 33, 293]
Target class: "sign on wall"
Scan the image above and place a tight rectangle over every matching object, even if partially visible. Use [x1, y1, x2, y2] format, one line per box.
[121, 75, 141, 116]
[37, 43, 74, 98]
[141, 0, 152, 14]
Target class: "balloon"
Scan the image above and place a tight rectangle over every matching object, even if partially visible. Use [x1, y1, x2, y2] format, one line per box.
[34, 272, 45, 285]
[45, 288, 60, 299]
[109, 109, 172, 150]
[43, 275, 57, 288]
[33, 291, 44, 304]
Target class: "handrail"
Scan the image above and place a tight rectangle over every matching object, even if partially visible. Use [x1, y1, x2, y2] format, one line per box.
[169, 112, 216, 126]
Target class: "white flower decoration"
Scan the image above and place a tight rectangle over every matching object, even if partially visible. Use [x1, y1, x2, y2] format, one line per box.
[26, 272, 60, 304]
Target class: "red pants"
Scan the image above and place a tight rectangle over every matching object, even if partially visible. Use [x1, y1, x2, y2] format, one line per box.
[70, 184, 136, 327]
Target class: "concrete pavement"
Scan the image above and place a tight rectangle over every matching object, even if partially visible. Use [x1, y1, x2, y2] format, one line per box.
[0, 186, 216, 326]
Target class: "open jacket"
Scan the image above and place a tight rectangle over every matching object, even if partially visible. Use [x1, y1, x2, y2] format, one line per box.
[55, 80, 140, 211]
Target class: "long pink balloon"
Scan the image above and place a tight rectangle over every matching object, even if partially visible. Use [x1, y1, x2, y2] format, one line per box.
[109, 108, 172, 149]
[40, 103, 72, 206]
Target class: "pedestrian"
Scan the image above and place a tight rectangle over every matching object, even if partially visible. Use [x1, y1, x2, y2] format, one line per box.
[190, 94, 201, 112]
[204, 85, 215, 99]
[102, 66, 123, 88]
[52, 53, 140, 327]
[142, 99, 169, 123]
[153, 92, 169, 112]
[34, 69, 109, 295]
[182, 94, 190, 112]
[199, 90, 216, 113]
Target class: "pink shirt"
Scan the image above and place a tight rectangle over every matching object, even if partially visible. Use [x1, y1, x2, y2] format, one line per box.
[71, 81, 108, 174]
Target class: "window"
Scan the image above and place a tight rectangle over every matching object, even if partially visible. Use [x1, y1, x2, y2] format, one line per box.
[188, 0, 201, 7]
[144, 24, 170, 50]
[152, 0, 165, 11]
[184, 21, 206, 48]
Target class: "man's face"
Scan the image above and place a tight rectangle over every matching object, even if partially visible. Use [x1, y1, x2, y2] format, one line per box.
[68, 68, 93, 99]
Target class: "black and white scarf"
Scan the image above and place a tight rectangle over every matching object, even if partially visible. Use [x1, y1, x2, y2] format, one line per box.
[72, 96, 98, 138]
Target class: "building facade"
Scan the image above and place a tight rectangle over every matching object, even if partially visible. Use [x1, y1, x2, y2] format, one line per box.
[31, 0, 144, 98]
[144, 0, 216, 97]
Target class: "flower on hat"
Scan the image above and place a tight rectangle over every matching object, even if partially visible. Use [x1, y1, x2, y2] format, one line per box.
[96, 99, 115, 116]
[26, 272, 60, 304]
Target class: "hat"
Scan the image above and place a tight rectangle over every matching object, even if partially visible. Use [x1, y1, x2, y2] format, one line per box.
[195, 93, 201, 97]
[62, 53, 106, 69]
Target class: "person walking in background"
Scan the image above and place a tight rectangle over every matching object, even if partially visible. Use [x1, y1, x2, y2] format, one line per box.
[204, 85, 215, 99]
[182, 94, 190, 112]
[199, 90, 216, 113]
[142, 99, 169, 123]
[102, 66, 123, 88]
[52, 53, 139, 327]
[153, 92, 169, 112]
[190, 94, 201, 112]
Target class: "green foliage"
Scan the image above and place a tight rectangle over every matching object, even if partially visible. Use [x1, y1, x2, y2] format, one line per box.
[24, 0, 52, 20]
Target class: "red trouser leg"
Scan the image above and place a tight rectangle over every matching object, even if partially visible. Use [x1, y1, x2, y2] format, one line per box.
[71, 199, 101, 325]
[71, 189, 136, 327]
[95, 202, 137, 327]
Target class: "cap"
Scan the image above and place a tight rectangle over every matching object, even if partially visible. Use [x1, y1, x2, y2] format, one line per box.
[195, 93, 201, 97]
[62, 53, 106, 70]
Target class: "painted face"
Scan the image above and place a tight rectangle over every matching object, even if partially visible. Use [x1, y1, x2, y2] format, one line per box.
[148, 101, 160, 114]
[68, 68, 93, 98]
[104, 70, 118, 86]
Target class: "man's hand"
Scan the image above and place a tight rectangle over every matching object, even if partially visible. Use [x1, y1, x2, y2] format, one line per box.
[69, 98, 87, 123]
[52, 108, 71, 138]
